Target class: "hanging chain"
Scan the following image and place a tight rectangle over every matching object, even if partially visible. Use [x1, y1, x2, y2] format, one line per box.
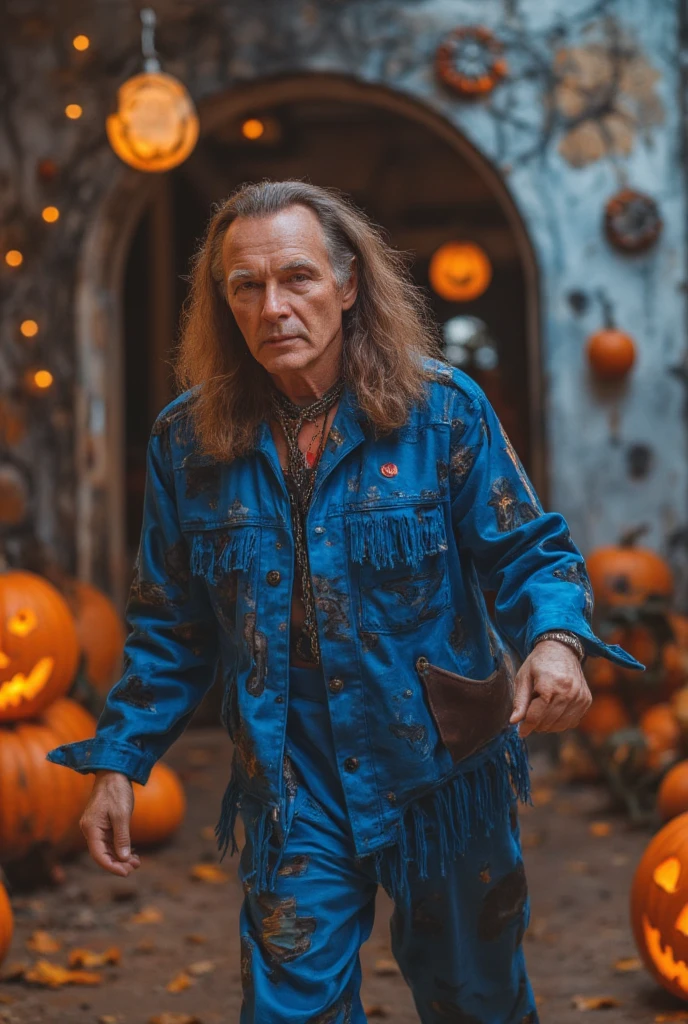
[270, 378, 345, 664]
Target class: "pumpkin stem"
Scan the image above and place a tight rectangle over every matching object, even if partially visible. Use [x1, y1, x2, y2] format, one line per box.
[619, 524, 650, 548]
[596, 289, 616, 330]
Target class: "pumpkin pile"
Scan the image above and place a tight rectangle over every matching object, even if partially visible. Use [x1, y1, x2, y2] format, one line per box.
[562, 529, 688, 824]
[0, 882, 13, 967]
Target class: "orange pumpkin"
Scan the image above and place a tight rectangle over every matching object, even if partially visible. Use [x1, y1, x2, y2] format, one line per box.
[0, 883, 12, 965]
[664, 615, 688, 694]
[0, 697, 96, 862]
[586, 328, 636, 378]
[586, 546, 674, 609]
[62, 579, 125, 693]
[429, 241, 492, 303]
[658, 762, 688, 822]
[0, 571, 80, 722]
[584, 657, 617, 691]
[631, 812, 688, 999]
[578, 693, 631, 742]
[130, 761, 186, 848]
[639, 704, 681, 772]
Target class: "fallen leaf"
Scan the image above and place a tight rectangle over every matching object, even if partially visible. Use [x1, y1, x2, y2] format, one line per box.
[199, 826, 216, 841]
[531, 786, 554, 806]
[189, 864, 229, 884]
[187, 960, 215, 976]
[571, 994, 622, 1010]
[134, 938, 157, 953]
[374, 958, 400, 976]
[98, 1016, 123, 1024]
[148, 1015, 203, 1024]
[589, 821, 612, 837]
[655, 1013, 688, 1022]
[68, 946, 121, 968]
[25, 930, 61, 953]
[166, 971, 195, 993]
[0, 962, 28, 982]
[566, 861, 591, 875]
[364, 1006, 390, 1019]
[23, 959, 102, 987]
[185, 933, 207, 945]
[613, 956, 642, 973]
[128, 905, 164, 925]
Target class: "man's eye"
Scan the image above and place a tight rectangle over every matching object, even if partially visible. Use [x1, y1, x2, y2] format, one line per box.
[289, 274, 308, 282]
[237, 281, 256, 291]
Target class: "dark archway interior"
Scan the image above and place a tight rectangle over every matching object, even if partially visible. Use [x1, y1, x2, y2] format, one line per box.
[124, 97, 530, 556]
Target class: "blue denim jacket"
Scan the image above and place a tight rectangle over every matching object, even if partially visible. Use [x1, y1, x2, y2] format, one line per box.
[46, 357, 643, 896]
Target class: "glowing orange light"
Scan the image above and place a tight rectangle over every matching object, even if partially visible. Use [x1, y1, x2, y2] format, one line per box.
[72, 35, 90, 51]
[242, 118, 265, 140]
[429, 241, 492, 303]
[20, 321, 38, 338]
[106, 71, 199, 173]
[5, 251, 23, 267]
[33, 370, 53, 390]
[41, 207, 60, 223]
[65, 104, 83, 120]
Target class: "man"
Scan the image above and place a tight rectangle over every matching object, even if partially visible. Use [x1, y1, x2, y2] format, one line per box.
[47, 180, 643, 1024]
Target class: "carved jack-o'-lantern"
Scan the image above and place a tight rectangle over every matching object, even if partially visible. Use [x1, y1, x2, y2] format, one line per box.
[106, 71, 199, 172]
[429, 242, 492, 303]
[0, 572, 79, 722]
[631, 812, 688, 999]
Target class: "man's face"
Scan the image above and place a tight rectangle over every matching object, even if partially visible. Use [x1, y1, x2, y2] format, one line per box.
[221, 204, 357, 376]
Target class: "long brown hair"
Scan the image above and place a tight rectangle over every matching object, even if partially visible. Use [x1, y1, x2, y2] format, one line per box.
[173, 179, 443, 459]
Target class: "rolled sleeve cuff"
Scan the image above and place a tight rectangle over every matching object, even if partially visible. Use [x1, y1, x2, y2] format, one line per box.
[45, 739, 157, 785]
[525, 616, 646, 671]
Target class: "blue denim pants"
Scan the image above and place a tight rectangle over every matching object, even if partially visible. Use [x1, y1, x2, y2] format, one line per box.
[237, 664, 539, 1024]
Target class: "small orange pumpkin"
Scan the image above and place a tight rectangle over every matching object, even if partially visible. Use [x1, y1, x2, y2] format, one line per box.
[586, 544, 674, 609]
[0, 571, 80, 722]
[658, 762, 688, 822]
[584, 657, 617, 691]
[586, 328, 636, 378]
[578, 693, 631, 742]
[129, 761, 186, 848]
[0, 883, 12, 965]
[62, 579, 125, 694]
[639, 704, 681, 772]
[631, 812, 688, 999]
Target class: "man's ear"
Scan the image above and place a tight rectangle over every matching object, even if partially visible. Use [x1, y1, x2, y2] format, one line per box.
[341, 255, 358, 311]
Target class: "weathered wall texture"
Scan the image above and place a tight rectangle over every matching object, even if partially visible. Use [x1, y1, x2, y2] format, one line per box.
[0, 0, 686, 600]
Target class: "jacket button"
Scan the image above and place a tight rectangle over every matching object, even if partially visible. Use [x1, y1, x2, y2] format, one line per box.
[416, 656, 428, 674]
[344, 756, 359, 773]
[328, 677, 344, 694]
[266, 569, 281, 586]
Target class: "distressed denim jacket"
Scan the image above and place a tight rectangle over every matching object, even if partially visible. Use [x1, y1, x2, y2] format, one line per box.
[46, 357, 643, 899]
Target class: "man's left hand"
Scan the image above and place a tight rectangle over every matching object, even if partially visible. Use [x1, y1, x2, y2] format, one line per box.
[509, 640, 592, 738]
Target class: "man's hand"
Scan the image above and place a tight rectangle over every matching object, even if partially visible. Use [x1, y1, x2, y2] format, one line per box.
[80, 770, 141, 877]
[509, 640, 592, 738]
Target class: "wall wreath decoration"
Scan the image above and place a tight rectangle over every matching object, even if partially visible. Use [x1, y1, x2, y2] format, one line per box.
[604, 188, 663, 254]
[435, 26, 508, 98]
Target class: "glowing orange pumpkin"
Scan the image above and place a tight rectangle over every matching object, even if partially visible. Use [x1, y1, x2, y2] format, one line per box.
[586, 545, 674, 609]
[429, 241, 492, 303]
[0, 883, 12, 965]
[0, 572, 80, 722]
[106, 71, 199, 172]
[631, 812, 688, 999]
[62, 579, 125, 694]
[130, 761, 186, 847]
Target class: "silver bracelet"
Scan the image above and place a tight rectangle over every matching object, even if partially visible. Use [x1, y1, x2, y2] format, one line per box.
[532, 630, 585, 662]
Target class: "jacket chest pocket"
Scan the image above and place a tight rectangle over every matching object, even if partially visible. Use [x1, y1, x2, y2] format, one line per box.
[345, 503, 451, 634]
[185, 520, 260, 633]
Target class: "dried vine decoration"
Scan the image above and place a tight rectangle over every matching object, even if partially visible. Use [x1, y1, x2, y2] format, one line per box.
[435, 26, 508, 98]
[270, 377, 345, 665]
[604, 188, 663, 254]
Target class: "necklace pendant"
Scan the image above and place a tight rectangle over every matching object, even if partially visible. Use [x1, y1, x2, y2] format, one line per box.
[305, 450, 316, 467]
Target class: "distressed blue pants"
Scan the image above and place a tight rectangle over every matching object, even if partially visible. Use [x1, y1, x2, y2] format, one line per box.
[238, 664, 539, 1024]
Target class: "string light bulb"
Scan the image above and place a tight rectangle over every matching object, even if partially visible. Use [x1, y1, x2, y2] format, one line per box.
[242, 118, 265, 140]
[41, 206, 60, 223]
[23, 368, 54, 395]
[65, 104, 83, 119]
[33, 370, 53, 389]
[5, 251, 23, 267]
[20, 320, 38, 338]
[72, 35, 90, 51]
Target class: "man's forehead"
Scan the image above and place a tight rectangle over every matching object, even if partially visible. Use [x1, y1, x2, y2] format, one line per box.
[222, 208, 327, 259]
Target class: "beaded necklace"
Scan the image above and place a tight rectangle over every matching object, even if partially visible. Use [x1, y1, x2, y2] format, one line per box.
[270, 377, 345, 664]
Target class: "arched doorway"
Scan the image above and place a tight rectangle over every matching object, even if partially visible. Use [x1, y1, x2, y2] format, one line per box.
[77, 74, 542, 606]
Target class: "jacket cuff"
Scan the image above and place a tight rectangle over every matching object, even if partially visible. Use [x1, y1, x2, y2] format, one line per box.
[525, 616, 646, 671]
[45, 738, 157, 785]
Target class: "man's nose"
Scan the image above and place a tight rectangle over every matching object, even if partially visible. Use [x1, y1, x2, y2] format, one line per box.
[261, 282, 290, 320]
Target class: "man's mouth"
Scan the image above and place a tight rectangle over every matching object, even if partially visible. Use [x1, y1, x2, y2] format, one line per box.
[264, 335, 299, 344]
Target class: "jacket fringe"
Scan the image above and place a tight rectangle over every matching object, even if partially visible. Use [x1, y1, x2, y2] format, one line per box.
[346, 505, 448, 570]
[370, 726, 532, 905]
[214, 726, 532, 901]
[190, 528, 255, 584]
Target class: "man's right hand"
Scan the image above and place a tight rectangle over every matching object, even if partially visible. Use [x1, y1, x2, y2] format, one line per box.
[80, 769, 141, 876]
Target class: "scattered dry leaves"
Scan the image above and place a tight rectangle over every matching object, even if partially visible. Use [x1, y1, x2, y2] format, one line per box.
[589, 821, 612, 837]
[374, 958, 400, 976]
[571, 994, 622, 1010]
[23, 959, 102, 987]
[148, 1016, 203, 1024]
[166, 970, 194, 993]
[25, 930, 61, 953]
[531, 786, 554, 806]
[187, 960, 215, 976]
[128, 905, 164, 925]
[364, 1006, 390, 1019]
[613, 956, 642, 973]
[68, 946, 121, 968]
[189, 863, 229, 884]
[134, 938, 157, 954]
[654, 1013, 688, 1022]
[185, 933, 207, 945]
[0, 962, 28, 982]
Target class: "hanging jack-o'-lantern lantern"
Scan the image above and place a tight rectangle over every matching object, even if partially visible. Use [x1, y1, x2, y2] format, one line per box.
[0, 571, 80, 722]
[106, 9, 199, 173]
[429, 242, 492, 302]
[435, 26, 508, 97]
[631, 812, 688, 999]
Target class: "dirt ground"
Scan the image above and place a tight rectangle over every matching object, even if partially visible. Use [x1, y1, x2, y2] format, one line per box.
[1, 728, 687, 1024]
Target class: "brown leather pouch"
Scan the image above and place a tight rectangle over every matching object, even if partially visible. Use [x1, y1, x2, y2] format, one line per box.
[415, 654, 515, 763]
